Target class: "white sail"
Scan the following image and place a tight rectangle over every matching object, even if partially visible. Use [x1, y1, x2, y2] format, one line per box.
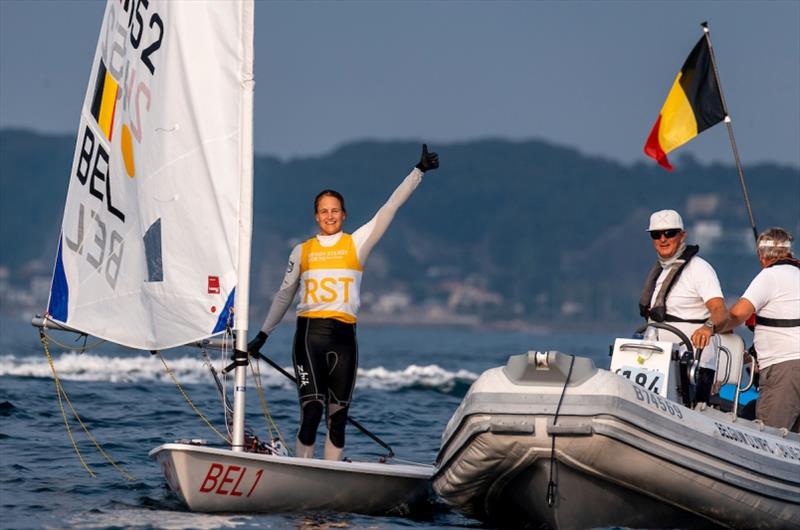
[47, 0, 254, 350]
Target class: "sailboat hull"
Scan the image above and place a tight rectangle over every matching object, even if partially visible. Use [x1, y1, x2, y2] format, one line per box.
[150, 443, 432, 514]
[433, 352, 800, 529]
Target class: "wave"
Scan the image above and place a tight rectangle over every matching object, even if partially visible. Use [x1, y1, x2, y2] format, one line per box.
[0, 353, 477, 393]
[357, 365, 478, 394]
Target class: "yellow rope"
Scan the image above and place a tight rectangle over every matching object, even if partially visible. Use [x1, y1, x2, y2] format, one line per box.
[42, 333, 96, 477]
[250, 359, 290, 453]
[156, 352, 230, 444]
[41, 333, 136, 481]
[215, 329, 288, 452]
[249, 361, 274, 438]
[41, 330, 105, 352]
[199, 331, 289, 455]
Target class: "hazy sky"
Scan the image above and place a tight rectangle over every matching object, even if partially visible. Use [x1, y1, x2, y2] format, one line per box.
[1, 0, 798, 168]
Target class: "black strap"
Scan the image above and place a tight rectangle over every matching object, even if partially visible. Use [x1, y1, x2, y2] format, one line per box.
[754, 258, 799, 328]
[640, 245, 700, 321]
[663, 314, 706, 325]
[755, 315, 800, 328]
[222, 349, 250, 374]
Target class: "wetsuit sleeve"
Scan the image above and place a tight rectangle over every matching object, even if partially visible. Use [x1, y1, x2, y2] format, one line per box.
[352, 168, 423, 263]
[259, 244, 302, 335]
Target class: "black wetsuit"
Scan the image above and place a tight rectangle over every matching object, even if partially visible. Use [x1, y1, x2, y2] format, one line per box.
[292, 317, 358, 448]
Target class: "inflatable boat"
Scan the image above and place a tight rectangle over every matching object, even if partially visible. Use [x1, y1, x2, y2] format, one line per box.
[433, 323, 800, 529]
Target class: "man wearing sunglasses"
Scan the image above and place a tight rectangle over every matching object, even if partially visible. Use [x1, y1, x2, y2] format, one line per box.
[639, 209, 727, 405]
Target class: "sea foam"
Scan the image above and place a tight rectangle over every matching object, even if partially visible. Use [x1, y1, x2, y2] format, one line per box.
[0, 353, 477, 393]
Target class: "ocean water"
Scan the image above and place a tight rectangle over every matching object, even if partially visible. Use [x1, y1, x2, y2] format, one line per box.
[0, 315, 619, 529]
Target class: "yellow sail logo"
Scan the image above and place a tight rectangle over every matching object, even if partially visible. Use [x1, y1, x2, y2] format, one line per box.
[120, 124, 135, 178]
[89, 59, 136, 178]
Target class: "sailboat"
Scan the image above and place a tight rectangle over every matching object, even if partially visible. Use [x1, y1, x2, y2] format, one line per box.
[38, 0, 431, 514]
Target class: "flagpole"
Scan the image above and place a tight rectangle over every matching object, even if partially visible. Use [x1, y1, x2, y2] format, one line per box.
[701, 21, 758, 244]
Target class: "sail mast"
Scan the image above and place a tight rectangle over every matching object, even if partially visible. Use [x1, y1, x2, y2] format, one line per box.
[231, 0, 256, 452]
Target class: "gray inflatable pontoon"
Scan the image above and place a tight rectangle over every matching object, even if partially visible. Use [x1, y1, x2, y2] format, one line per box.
[433, 331, 800, 529]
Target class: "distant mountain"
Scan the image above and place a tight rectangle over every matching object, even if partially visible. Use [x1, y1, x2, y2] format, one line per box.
[2, 129, 798, 324]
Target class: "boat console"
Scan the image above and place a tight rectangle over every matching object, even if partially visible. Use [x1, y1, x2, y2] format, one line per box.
[610, 322, 755, 419]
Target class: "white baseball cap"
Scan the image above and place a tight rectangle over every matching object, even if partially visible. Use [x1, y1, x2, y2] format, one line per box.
[647, 209, 684, 231]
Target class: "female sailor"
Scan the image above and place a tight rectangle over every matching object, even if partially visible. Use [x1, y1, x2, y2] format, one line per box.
[248, 144, 439, 460]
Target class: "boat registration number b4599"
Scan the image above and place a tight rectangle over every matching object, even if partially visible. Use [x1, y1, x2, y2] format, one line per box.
[615, 366, 663, 394]
[199, 463, 263, 497]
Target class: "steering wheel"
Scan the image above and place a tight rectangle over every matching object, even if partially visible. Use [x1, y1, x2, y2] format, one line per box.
[634, 321, 695, 357]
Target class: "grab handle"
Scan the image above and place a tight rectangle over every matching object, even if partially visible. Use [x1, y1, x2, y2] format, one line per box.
[619, 343, 665, 354]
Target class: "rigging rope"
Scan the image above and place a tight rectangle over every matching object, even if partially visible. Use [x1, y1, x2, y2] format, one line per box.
[213, 324, 289, 454]
[212, 326, 290, 454]
[41, 332, 136, 481]
[249, 358, 290, 454]
[40, 318, 291, 470]
[219, 329, 233, 439]
[40, 330, 105, 352]
[42, 316, 288, 458]
[200, 349, 233, 416]
[155, 351, 230, 444]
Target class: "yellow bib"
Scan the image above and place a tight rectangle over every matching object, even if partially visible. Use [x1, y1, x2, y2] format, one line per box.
[297, 234, 363, 323]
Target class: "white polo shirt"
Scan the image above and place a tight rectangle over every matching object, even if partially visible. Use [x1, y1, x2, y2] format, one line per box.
[650, 256, 723, 320]
[651, 256, 723, 369]
[742, 264, 800, 370]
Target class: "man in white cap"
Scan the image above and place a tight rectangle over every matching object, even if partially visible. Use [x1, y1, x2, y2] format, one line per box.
[695, 227, 800, 432]
[638, 209, 727, 405]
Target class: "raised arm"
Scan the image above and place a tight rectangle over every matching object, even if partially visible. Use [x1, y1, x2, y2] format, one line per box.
[352, 144, 439, 263]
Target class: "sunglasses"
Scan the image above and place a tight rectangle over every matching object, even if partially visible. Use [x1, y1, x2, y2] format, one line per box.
[649, 229, 682, 240]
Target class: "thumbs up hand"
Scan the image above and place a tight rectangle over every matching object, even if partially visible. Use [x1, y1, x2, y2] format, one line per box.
[415, 144, 439, 172]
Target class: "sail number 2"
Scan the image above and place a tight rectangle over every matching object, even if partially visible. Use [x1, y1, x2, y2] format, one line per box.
[199, 463, 264, 498]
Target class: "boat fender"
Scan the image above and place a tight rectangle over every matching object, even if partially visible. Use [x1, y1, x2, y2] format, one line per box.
[546, 423, 593, 436]
[639, 245, 699, 322]
[489, 419, 534, 434]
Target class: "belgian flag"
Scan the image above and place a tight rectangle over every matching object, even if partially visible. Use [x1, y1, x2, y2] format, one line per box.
[90, 59, 119, 141]
[644, 35, 726, 171]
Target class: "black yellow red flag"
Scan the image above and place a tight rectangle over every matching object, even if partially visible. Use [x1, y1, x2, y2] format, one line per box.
[89, 59, 119, 141]
[644, 36, 725, 171]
